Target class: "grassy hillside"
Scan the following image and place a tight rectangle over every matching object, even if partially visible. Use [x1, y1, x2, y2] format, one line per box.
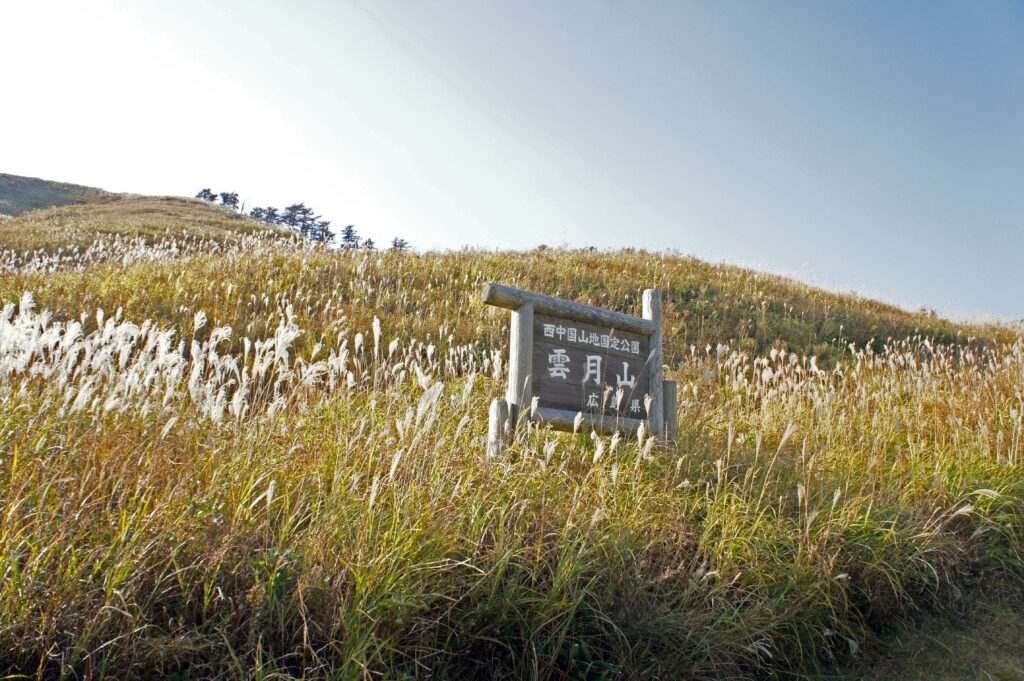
[0, 200, 1021, 679]
[0, 196, 1012, 360]
[0, 173, 115, 217]
[0, 196, 1011, 357]
[0, 195, 286, 254]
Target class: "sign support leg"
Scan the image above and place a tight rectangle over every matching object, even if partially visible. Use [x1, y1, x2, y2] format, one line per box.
[663, 379, 678, 443]
[487, 398, 510, 456]
[642, 289, 664, 441]
[506, 302, 534, 438]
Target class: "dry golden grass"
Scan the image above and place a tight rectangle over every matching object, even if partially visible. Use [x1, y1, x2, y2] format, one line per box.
[0, 204, 1021, 679]
[0, 196, 284, 252]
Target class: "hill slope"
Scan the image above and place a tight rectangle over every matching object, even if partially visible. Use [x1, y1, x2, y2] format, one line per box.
[0, 185, 1009, 356]
[0, 238, 1010, 367]
[0, 172, 116, 216]
[0, 191, 1021, 679]
[0, 194, 287, 253]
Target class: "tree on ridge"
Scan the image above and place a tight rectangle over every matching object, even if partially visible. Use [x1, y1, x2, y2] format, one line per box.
[219, 192, 240, 210]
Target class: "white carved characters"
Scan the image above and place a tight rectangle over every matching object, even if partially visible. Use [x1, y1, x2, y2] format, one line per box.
[547, 348, 570, 379]
[539, 321, 647, 417]
[616, 361, 636, 389]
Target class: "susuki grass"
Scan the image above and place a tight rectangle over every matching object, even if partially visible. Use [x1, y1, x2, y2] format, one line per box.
[0, 220, 1022, 679]
[0, 196, 285, 255]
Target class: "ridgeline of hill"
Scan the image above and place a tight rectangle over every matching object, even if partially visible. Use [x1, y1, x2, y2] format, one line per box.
[0, 172, 117, 217]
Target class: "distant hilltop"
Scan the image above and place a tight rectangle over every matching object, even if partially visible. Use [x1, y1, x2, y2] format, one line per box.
[0, 173, 122, 217]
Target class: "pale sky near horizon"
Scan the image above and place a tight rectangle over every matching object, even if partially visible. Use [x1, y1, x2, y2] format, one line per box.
[2, 1, 1022, 320]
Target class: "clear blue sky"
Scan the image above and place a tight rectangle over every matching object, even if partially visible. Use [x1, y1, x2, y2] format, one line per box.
[2, 1, 1022, 320]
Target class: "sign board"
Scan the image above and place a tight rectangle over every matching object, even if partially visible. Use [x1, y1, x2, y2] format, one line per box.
[481, 282, 676, 453]
[533, 313, 651, 419]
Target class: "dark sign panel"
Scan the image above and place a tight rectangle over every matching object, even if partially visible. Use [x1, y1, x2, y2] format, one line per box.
[531, 313, 651, 419]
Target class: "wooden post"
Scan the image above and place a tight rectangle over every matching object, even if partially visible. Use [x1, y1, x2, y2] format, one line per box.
[481, 283, 656, 335]
[643, 289, 664, 440]
[663, 380, 678, 443]
[505, 302, 533, 434]
[487, 398, 509, 456]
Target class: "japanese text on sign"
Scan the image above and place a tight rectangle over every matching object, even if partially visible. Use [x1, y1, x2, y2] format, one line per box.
[532, 313, 651, 419]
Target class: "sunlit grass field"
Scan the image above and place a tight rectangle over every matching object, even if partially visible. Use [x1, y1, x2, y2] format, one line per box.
[0, 196, 285, 256]
[0, 202, 1021, 679]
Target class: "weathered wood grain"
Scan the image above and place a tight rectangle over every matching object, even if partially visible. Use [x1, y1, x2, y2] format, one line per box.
[663, 379, 678, 442]
[487, 398, 509, 456]
[505, 302, 533, 428]
[532, 331, 651, 419]
[482, 283, 656, 336]
[643, 289, 664, 439]
[531, 405, 646, 435]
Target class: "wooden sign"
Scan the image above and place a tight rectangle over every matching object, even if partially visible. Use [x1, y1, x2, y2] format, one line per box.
[532, 313, 651, 419]
[482, 282, 677, 454]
